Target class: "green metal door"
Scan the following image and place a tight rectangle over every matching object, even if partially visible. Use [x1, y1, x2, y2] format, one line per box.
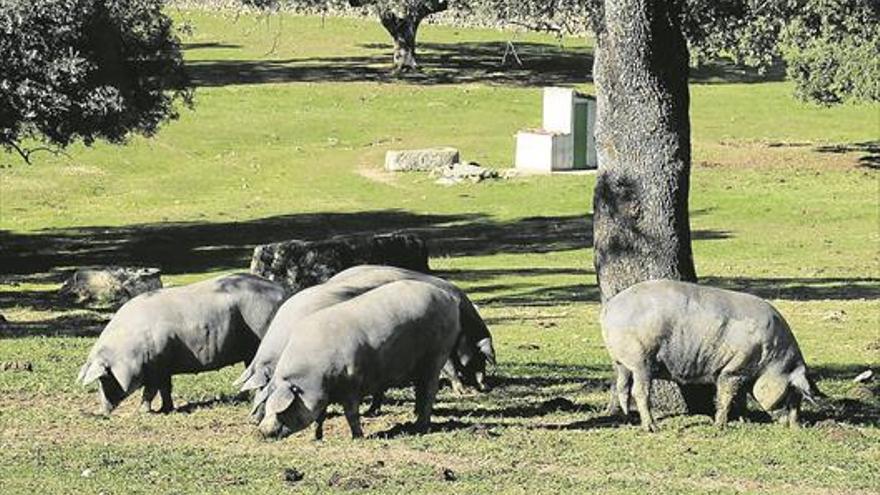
[573, 100, 588, 169]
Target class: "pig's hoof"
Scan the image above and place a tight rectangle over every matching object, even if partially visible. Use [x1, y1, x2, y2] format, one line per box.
[641, 423, 657, 433]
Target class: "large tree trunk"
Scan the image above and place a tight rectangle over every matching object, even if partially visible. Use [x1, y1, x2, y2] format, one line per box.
[593, 0, 715, 415]
[379, 14, 420, 74]
[593, 0, 696, 301]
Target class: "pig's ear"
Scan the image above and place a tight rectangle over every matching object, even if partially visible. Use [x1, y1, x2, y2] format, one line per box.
[234, 365, 254, 387]
[265, 385, 302, 416]
[753, 371, 789, 411]
[109, 363, 137, 392]
[250, 383, 274, 416]
[477, 338, 496, 366]
[79, 360, 108, 385]
[791, 366, 824, 405]
[240, 368, 270, 392]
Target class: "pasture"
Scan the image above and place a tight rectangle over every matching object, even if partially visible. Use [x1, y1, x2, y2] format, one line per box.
[1, 11, 878, 494]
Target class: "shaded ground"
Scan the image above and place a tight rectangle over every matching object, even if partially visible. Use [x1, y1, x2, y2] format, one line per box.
[184, 40, 785, 87]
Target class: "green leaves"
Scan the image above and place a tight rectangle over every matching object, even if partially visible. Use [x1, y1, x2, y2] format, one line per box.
[684, 0, 880, 105]
[0, 0, 192, 162]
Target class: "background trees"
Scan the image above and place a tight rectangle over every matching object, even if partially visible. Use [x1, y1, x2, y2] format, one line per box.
[0, 0, 190, 162]
[684, 0, 879, 105]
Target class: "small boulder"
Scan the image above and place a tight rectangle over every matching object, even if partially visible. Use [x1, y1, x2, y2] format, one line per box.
[431, 162, 500, 184]
[60, 266, 162, 308]
[250, 232, 429, 294]
[385, 147, 459, 172]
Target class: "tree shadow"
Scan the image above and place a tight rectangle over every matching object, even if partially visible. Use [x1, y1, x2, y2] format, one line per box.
[0, 210, 597, 332]
[1, 210, 596, 280]
[181, 42, 243, 50]
[184, 39, 785, 88]
[701, 276, 880, 301]
[0, 312, 109, 339]
[175, 391, 253, 414]
[186, 40, 593, 87]
[814, 141, 880, 170]
[434, 396, 598, 419]
[689, 57, 787, 85]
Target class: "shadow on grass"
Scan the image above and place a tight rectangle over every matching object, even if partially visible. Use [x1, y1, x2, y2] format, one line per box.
[0, 312, 109, 338]
[187, 41, 593, 87]
[0, 209, 601, 336]
[184, 40, 784, 88]
[176, 391, 252, 414]
[815, 141, 880, 170]
[0, 210, 598, 281]
[701, 276, 880, 301]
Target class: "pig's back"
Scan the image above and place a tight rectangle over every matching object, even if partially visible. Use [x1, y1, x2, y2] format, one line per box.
[280, 280, 459, 388]
[602, 280, 783, 380]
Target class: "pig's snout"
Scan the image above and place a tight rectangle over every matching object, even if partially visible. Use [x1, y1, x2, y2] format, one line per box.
[259, 414, 283, 438]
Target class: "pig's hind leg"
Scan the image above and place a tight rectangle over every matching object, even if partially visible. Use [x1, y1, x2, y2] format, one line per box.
[342, 396, 364, 439]
[613, 362, 633, 417]
[630, 364, 656, 432]
[414, 372, 441, 434]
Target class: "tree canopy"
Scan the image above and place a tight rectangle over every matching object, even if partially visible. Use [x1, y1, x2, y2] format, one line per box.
[0, 0, 190, 162]
[683, 0, 879, 105]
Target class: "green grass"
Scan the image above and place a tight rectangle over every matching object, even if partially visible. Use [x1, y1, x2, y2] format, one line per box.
[1, 11, 879, 494]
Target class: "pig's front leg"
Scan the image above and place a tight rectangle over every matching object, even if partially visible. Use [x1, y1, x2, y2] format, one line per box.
[342, 397, 364, 439]
[97, 384, 115, 416]
[714, 374, 745, 429]
[786, 394, 802, 429]
[157, 375, 174, 413]
[140, 385, 158, 413]
[364, 390, 385, 417]
[314, 407, 328, 441]
[441, 359, 466, 395]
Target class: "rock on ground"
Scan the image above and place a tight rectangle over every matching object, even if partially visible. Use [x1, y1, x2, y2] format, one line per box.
[385, 147, 459, 172]
[431, 162, 500, 184]
[60, 266, 162, 308]
[250, 232, 429, 294]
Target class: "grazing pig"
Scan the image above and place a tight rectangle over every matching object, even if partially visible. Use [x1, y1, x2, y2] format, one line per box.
[78, 273, 286, 415]
[237, 265, 494, 421]
[257, 279, 461, 439]
[601, 279, 820, 431]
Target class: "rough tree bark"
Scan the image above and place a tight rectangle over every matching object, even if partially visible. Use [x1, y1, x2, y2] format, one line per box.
[592, 0, 696, 300]
[592, 0, 715, 415]
[379, 13, 421, 73]
[370, 0, 448, 74]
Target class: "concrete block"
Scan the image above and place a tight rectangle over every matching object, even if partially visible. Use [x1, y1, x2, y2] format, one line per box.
[384, 147, 460, 172]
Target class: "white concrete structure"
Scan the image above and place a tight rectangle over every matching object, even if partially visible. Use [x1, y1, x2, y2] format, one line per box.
[515, 87, 596, 173]
[543, 87, 578, 135]
[514, 131, 573, 173]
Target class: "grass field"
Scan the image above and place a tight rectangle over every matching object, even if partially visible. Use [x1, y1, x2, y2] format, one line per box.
[1, 11, 879, 494]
